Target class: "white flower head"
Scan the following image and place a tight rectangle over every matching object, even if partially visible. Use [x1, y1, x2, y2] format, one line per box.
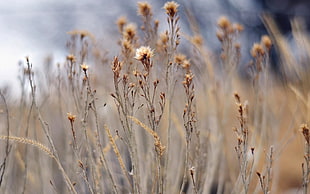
[134, 46, 154, 61]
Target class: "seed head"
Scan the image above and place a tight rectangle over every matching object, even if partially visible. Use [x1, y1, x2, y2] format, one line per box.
[234, 23, 244, 32]
[116, 16, 127, 33]
[123, 23, 137, 41]
[67, 30, 94, 40]
[183, 72, 194, 87]
[67, 112, 76, 122]
[218, 16, 231, 30]
[160, 32, 169, 44]
[234, 43, 241, 50]
[163, 1, 179, 18]
[182, 60, 191, 70]
[122, 39, 134, 54]
[137, 2, 152, 17]
[191, 35, 203, 46]
[301, 124, 310, 144]
[251, 43, 264, 58]
[174, 53, 187, 64]
[67, 54, 76, 62]
[261, 35, 272, 50]
[112, 57, 122, 79]
[134, 46, 154, 61]
[81, 64, 89, 72]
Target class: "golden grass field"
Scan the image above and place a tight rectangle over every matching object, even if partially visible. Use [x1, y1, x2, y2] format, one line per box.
[0, 1, 310, 194]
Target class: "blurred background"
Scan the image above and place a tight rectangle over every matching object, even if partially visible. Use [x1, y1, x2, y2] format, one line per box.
[1, 0, 309, 93]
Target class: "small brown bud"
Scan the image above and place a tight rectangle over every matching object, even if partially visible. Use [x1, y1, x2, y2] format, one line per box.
[81, 64, 89, 72]
[116, 16, 127, 32]
[79, 160, 83, 168]
[67, 54, 76, 62]
[67, 112, 76, 122]
[301, 124, 310, 144]
[251, 147, 255, 155]
[261, 35, 272, 50]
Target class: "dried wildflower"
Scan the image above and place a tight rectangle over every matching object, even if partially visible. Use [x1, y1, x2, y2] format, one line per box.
[218, 16, 231, 30]
[123, 23, 137, 41]
[154, 20, 159, 28]
[183, 72, 194, 87]
[129, 82, 136, 88]
[174, 53, 187, 64]
[66, 54, 76, 62]
[251, 43, 265, 58]
[80, 64, 89, 72]
[137, 2, 152, 17]
[122, 39, 134, 54]
[261, 35, 272, 50]
[191, 35, 203, 47]
[67, 112, 76, 122]
[122, 74, 129, 84]
[134, 46, 154, 61]
[154, 137, 166, 156]
[234, 23, 244, 32]
[112, 57, 122, 79]
[116, 16, 127, 33]
[160, 32, 169, 44]
[132, 70, 140, 77]
[235, 43, 241, 50]
[227, 26, 236, 34]
[163, 1, 179, 18]
[182, 60, 191, 72]
[301, 124, 310, 144]
[67, 30, 94, 40]
[157, 32, 168, 51]
[129, 116, 166, 156]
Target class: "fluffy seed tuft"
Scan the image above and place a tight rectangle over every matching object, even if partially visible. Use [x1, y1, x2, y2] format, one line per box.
[134, 46, 154, 61]
[163, 1, 179, 18]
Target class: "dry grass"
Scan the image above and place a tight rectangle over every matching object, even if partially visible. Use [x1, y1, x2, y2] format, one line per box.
[0, 1, 310, 194]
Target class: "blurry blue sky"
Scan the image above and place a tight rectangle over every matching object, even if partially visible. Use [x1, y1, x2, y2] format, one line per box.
[0, 0, 125, 89]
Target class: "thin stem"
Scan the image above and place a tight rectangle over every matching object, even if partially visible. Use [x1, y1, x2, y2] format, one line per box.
[26, 57, 77, 194]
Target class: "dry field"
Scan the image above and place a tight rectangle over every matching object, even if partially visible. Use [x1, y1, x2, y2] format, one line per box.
[0, 1, 310, 194]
